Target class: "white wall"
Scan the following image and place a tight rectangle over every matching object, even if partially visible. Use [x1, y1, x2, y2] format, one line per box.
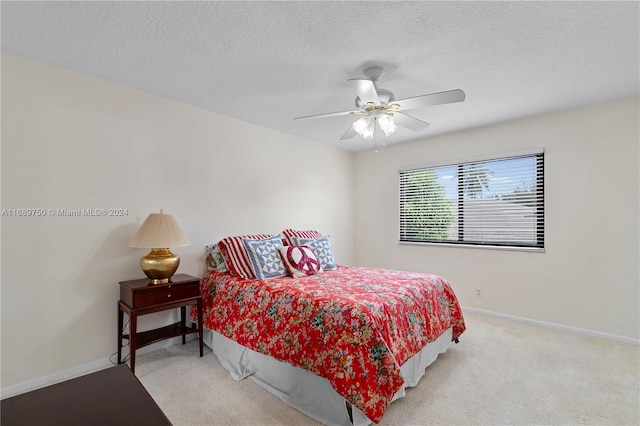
[0, 53, 355, 388]
[354, 97, 639, 340]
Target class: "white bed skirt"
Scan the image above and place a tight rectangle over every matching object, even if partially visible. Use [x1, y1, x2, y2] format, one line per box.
[202, 327, 453, 426]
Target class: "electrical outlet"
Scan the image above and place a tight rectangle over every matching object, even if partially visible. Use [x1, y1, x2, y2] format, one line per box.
[475, 288, 482, 298]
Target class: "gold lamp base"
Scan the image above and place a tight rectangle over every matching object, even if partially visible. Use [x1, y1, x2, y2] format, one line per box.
[140, 248, 180, 284]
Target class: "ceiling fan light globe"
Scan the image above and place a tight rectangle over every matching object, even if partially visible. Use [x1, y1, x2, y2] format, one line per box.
[352, 116, 370, 133]
[362, 128, 374, 139]
[382, 124, 398, 137]
[378, 113, 398, 136]
[377, 112, 393, 127]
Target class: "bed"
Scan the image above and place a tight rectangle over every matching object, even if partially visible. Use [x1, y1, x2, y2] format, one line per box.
[191, 231, 466, 425]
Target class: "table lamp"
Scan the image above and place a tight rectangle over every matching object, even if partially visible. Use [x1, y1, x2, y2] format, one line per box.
[128, 209, 190, 284]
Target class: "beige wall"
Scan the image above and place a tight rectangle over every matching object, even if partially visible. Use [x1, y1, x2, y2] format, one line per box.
[354, 97, 639, 340]
[0, 53, 355, 389]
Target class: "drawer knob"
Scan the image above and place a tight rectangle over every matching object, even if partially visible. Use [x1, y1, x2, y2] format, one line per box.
[167, 294, 172, 298]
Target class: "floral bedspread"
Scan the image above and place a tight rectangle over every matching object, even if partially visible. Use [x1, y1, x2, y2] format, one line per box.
[191, 266, 465, 423]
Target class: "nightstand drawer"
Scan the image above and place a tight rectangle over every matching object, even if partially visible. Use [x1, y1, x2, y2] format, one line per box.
[132, 282, 198, 308]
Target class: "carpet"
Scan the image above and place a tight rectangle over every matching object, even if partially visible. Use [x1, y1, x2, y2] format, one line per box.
[135, 311, 639, 425]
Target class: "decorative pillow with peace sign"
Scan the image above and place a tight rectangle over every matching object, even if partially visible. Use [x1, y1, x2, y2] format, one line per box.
[279, 245, 323, 278]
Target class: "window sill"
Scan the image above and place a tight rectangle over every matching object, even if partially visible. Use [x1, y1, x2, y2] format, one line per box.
[399, 241, 545, 253]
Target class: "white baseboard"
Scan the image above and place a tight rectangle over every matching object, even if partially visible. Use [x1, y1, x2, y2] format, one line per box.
[0, 336, 183, 400]
[463, 306, 640, 346]
[1, 358, 113, 400]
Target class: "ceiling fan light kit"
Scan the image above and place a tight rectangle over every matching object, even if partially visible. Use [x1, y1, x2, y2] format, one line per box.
[294, 65, 465, 144]
[352, 112, 398, 139]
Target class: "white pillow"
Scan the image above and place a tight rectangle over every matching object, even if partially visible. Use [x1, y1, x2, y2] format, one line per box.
[204, 244, 228, 272]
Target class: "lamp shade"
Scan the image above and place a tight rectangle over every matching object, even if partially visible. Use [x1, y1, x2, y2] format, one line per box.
[128, 210, 190, 249]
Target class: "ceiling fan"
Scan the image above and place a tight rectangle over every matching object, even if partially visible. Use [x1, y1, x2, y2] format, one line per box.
[294, 66, 466, 140]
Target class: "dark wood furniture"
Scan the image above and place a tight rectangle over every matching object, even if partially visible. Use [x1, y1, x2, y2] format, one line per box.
[0, 364, 171, 425]
[118, 273, 203, 373]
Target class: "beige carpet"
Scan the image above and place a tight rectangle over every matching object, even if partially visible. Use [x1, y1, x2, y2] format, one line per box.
[135, 311, 639, 425]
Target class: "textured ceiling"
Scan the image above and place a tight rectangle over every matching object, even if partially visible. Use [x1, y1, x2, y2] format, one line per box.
[2, 1, 638, 152]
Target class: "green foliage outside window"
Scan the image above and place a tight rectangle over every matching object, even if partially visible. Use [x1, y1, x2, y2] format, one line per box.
[399, 169, 454, 240]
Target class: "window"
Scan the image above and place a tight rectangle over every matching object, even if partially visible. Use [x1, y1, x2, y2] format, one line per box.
[399, 150, 544, 249]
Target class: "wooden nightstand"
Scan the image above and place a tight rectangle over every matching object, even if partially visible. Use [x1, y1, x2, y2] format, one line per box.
[117, 273, 203, 373]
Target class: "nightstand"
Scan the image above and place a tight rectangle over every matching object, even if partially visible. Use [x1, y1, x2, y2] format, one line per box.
[117, 274, 203, 373]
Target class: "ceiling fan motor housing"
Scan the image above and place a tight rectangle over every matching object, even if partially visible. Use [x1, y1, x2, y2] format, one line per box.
[356, 88, 395, 109]
[362, 66, 385, 81]
[355, 66, 395, 109]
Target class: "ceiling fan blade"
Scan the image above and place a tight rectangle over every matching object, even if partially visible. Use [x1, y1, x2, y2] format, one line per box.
[393, 89, 466, 111]
[294, 109, 359, 120]
[394, 112, 431, 132]
[340, 127, 357, 140]
[348, 78, 380, 105]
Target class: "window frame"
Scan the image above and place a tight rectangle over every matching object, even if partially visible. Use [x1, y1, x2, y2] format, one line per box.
[398, 149, 545, 252]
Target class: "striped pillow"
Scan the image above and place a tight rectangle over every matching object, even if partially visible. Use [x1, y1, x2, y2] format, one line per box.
[282, 229, 322, 246]
[218, 234, 273, 279]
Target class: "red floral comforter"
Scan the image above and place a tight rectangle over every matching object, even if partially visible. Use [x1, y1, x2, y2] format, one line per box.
[192, 266, 465, 423]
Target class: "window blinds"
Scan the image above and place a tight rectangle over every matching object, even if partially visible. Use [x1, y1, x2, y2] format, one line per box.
[399, 151, 544, 248]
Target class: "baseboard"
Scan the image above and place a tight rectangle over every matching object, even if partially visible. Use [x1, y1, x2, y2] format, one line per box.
[1, 358, 113, 400]
[463, 306, 640, 346]
[0, 336, 184, 400]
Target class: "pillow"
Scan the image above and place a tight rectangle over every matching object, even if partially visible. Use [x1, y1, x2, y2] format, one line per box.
[279, 246, 322, 278]
[205, 244, 229, 272]
[218, 234, 273, 279]
[243, 235, 288, 280]
[291, 235, 337, 271]
[282, 229, 322, 246]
